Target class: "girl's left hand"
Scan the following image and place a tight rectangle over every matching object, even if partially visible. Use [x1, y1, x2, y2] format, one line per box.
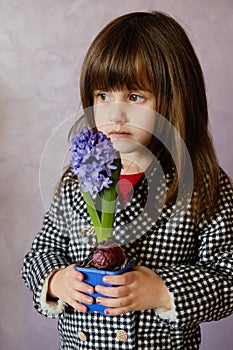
[95, 266, 171, 316]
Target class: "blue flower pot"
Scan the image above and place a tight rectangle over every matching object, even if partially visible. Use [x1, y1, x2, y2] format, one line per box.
[74, 260, 135, 315]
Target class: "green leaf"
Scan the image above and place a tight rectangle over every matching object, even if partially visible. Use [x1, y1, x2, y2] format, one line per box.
[81, 189, 101, 229]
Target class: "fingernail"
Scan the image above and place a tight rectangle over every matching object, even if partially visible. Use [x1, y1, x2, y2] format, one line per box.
[96, 297, 102, 304]
[76, 274, 82, 281]
[87, 288, 93, 294]
[80, 305, 86, 312]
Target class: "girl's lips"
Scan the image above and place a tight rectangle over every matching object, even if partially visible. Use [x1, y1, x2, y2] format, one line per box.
[110, 130, 132, 137]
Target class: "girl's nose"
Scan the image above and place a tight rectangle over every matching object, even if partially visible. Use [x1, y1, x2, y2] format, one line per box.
[109, 102, 128, 123]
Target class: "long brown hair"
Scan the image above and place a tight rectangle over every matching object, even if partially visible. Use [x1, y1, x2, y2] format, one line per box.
[71, 11, 220, 221]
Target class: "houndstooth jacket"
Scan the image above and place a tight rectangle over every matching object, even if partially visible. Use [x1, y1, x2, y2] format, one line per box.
[21, 164, 233, 350]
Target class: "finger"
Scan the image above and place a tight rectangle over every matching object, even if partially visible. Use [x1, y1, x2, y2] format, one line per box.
[68, 299, 88, 313]
[70, 290, 94, 305]
[96, 295, 131, 308]
[95, 284, 128, 298]
[70, 265, 85, 281]
[102, 271, 135, 286]
[104, 306, 132, 316]
[73, 281, 94, 295]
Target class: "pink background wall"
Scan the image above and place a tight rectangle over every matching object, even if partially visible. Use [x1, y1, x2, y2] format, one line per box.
[0, 1, 232, 349]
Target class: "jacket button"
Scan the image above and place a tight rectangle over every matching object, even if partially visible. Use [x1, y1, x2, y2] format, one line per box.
[116, 329, 128, 342]
[78, 331, 88, 341]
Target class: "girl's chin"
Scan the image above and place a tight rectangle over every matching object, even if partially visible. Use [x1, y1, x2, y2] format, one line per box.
[111, 138, 143, 154]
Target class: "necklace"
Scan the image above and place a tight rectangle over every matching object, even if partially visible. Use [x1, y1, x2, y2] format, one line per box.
[121, 150, 154, 175]
[121, 158, 143, 175]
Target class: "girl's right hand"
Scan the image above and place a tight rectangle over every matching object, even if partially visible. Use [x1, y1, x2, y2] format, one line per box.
[48, 264, 94, 312]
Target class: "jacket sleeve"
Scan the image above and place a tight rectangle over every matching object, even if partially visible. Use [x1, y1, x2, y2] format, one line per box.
[155, 171, 233, 328]
[21, 180, 72, 318]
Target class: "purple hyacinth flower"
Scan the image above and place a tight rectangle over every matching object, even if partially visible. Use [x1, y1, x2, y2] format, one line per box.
[70, 127, 118, 196]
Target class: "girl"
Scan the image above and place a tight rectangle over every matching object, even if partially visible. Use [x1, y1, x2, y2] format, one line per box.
[22, 11, 233, 349]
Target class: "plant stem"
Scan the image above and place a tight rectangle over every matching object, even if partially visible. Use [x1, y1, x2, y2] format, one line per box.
[100, 154, 121, 242]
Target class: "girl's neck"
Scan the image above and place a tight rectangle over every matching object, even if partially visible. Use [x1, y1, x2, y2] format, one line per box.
[121, 153, 153, 175]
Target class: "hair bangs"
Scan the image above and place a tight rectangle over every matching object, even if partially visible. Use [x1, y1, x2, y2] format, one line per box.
[85, 30, 154, 94]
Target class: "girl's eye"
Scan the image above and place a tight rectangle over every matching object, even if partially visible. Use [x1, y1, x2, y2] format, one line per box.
[98, 93, 111, 102]
[129, 94, 144, 103]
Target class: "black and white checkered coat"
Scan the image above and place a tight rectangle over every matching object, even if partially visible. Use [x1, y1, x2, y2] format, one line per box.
[22, 165, 233, 350]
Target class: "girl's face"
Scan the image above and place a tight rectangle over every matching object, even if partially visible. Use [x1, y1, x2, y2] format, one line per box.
[93, 89, 156, 158]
